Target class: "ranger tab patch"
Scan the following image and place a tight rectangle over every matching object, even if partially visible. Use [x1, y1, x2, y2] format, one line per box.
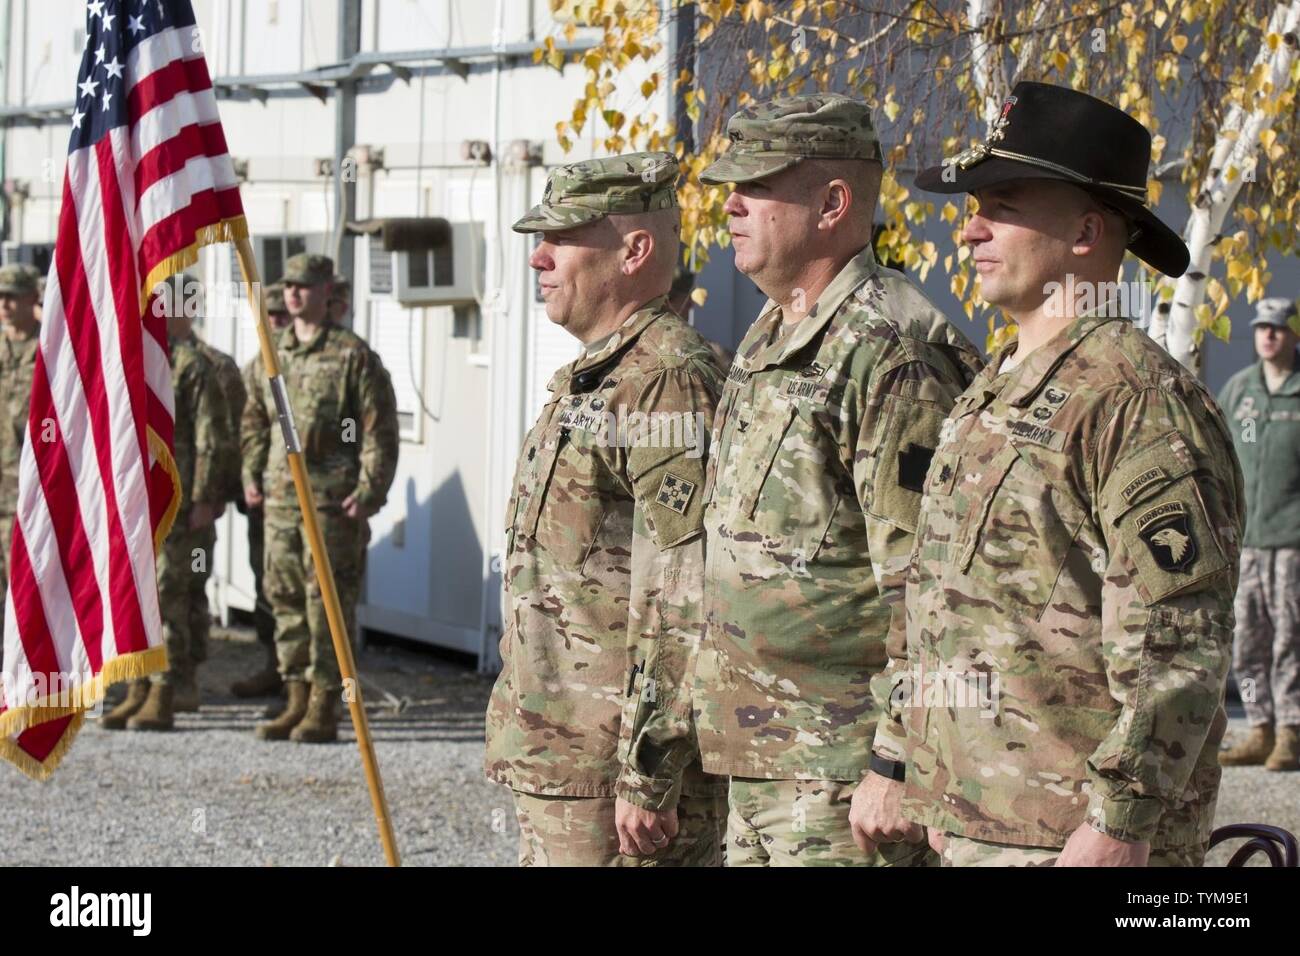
[1135, 500, 1198, 573]
[656, 473, 696, 515]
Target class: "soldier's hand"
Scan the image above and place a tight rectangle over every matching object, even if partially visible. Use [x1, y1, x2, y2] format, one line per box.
[927, 828, 946, 857]
[342, 492, 371, 520]
[613, 797, 679, 857]
[1055, 823, 1150, 867]
[244, 483, 264, 509]
[188, 502, 218, 529]
[849, 771, 923, 855]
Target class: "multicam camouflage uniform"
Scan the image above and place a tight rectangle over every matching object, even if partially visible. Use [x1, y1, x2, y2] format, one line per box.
[187, 333, 244, 666]
[876, 313, 1244, 865]
[156, 335, 232, 686]
[241, 255, 399, 695]
[693, 96, 982, 867]
[0, 264, 41, 639]
[485, 153, 728, 867]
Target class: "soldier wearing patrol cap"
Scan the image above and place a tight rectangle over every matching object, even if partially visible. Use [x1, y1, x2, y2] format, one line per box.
[230, 281, 290, 700]
[1218, 296, 1300, 772]
[0, 264, 42, 643]
[694, 95, 981, 866]
[241, 254, 399, 743]
[858, 81, 1245, 866]
[484, 152, 729, 866]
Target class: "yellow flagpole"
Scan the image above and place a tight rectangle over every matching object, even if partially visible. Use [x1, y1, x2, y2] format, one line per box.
[232, 236, 400, 867]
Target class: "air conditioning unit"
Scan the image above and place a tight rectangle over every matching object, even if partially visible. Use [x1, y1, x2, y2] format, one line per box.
[2, 240, 55, 274]
[229, 233, 329, 285]
[391, 222, 484, 306]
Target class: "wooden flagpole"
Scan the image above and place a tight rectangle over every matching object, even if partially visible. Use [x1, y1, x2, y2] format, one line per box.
[232, 236, 401, 867]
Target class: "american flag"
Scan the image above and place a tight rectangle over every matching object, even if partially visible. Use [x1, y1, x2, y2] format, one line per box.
[0, 0, 246, 778]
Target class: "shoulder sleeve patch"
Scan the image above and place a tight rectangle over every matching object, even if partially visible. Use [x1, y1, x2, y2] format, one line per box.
[866, 394, 949, 533]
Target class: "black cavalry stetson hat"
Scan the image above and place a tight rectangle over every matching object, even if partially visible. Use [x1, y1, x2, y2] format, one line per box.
[915, 81, 1189, 277]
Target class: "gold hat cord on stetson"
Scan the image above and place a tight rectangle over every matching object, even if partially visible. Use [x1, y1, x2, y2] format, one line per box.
[943, 143, 1150, 204]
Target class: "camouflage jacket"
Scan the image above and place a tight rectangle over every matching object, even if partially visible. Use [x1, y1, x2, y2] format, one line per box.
[884, 312, 1245, 849]
[195, 336, 245, 506]
[0, 332, 39, 515]
[169, 336, 230, 516]
[241, 323, 400, 515]
[485, 299, 727, 811]
[696, 246, 982, 780]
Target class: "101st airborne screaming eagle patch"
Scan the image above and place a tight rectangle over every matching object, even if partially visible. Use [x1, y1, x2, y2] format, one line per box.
[656, 473, 697, 515]
[1134, 500, 1198, 573]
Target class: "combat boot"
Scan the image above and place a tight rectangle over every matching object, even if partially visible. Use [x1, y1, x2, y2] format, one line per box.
[126, 683, 175, 731]
[101, 680, 150, 730]
[1265, 725, 1300, 772]
[289, 684, 341, 744]
[1219, 725, 1275, 766]
[254, 680, 310, 741]
[173, 667, 201, 713]
[231, 664, 283, 699]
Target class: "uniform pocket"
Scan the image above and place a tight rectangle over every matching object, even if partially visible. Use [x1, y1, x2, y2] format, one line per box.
[958, 443, 1085, 619]
[530, 427, 608, 569]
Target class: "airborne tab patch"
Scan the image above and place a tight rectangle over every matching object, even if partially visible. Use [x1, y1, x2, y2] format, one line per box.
[656, 473, 696, 515]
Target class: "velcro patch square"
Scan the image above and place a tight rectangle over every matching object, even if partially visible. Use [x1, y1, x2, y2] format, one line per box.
[656, 473, 696, 515]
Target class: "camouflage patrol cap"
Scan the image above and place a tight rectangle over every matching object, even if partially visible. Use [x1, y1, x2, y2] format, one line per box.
[1250, 297, 1298, 329]
[700, 94, 882, 185]
[512, 151, 679, 233]
[282, 253, 335, 286]
[329, 274, 351, 301]
[264, 281, 286, 313]
[0, 263, 40, 296]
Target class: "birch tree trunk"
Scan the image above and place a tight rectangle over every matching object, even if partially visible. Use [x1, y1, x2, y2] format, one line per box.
[1150, 0, 1300, 370]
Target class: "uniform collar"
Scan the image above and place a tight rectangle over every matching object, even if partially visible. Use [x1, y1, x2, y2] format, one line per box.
[1257, 352, 1300, 397]
[747, 244, 880, 372]
[549, 296, 669, 392]
[280, 321, 331, 355]
[982, 311, 1122, 407]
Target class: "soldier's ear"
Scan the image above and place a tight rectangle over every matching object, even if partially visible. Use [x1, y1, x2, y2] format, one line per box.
[622, 228, 654, 276]
[819, 180, 853, 232]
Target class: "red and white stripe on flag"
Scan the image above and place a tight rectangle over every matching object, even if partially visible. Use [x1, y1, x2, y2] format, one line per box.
[0, 0, 246, 778]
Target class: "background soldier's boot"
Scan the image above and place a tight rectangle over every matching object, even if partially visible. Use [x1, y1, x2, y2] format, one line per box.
[173, 666, 200, 713]
[1264, 725, 1300, 772]
[1219, 725, 1275, 766]
[127, 684, 175, 731]
[254, 680, 309, 740]
[101, 680, 150, 730]
[289, 684, 340, 744]
[231, 659, 283, 699]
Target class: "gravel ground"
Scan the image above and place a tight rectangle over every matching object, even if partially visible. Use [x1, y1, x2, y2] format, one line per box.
[0, 629, 1293, 867]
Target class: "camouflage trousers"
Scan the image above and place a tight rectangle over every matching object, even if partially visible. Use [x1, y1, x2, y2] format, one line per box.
[247, 507, 276, 649]
[1232, 547, 1300, 727]
[727, 777, 938, 867]
[155, 521, 216, 686]
[513, 791, 727, 867]
[940, 834, 1207, 867]
[264, 511, 365, 693]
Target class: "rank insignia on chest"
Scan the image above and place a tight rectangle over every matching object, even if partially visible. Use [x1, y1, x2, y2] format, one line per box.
[656, 473, 696, 514]
[1135, 500, 1198, 573]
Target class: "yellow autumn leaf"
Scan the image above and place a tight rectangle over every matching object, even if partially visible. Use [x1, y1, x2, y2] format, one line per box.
[1171, 35, 1187, 55]
[690, 287, 709, 306]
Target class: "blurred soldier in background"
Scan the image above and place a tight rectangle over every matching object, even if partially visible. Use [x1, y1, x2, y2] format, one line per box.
[231, 281, 290, 699]
[104, 273, 233, 731]
[1218, 297, 1300, 772]
[0, 264, 42, 645]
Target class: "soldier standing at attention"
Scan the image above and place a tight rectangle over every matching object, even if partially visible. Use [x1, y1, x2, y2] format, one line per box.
[0, 265, 44, 644]
[1218, 297, 1300, 772]
[485, 152, 728, 866]
[241, 255, 399, 744]
[230, 281, 290, 699]
[170, 273, 246, 713]
[857, 81, 1244, 867]
[694, 95, 981, 866]
[103, 277, 231, 731]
